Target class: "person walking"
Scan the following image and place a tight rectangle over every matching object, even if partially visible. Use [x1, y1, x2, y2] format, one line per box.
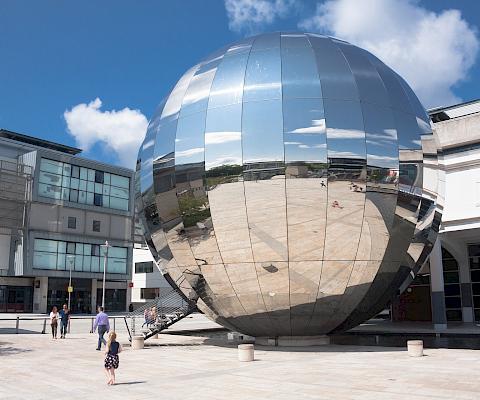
[49, 306, 59, 339]
[58, 304, 70, 339]
[93, 306, 110, 351]
[104, 331, 122, 385]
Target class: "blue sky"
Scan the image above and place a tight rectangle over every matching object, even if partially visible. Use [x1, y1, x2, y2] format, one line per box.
[1, 0, 479, 168]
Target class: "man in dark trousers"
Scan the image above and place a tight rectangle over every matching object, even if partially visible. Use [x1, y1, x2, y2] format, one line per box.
[58, 304, 70, 339]
[93, 306, 110, 351]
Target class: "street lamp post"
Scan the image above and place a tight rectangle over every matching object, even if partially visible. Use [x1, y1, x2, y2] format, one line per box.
[66, 255, 75, 310]
[101, 241, 110, 309]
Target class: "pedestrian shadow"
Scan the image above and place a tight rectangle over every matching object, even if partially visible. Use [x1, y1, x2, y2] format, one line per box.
[0, 341, 32, 356]
[0, 328, 40, 334]
[113, 381, 146, 386]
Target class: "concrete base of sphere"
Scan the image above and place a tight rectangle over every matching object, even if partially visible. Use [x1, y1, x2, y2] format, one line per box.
[255, 335, 330, 347]
[238, 344, 254, 362]
[407, 340, 424, 357]
[132, 335, 145, 350]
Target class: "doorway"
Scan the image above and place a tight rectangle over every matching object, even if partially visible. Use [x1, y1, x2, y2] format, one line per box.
[0, 286, 33, 313]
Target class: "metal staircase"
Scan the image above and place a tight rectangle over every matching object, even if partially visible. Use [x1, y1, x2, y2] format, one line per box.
[124, 289, 196, 341]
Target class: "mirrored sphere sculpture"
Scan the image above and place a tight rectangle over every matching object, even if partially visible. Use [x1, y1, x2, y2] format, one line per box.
[136, 32, 441, 337]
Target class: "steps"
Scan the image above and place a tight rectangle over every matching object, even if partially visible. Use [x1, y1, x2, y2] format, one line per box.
[124, 289, 196, 341]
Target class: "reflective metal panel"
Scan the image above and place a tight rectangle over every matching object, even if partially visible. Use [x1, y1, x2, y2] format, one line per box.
[224, 262, 275, 336]
[255, 261, 291, 335]
[180, 56, 221, 117]
[162, 66, 198, 121]
[307, 34, 359, 100]
[251, 32, 280, 51]
[243, 98, 287, 263]
[208, 51, 251, 109]
[289, 260, 322, 336]
[335, 41, 389, 106]
[205, 104, 252, 263]
[323, 99, 366, 260]
[366, 54, 412, 114]
[244, 48, 282, 102]
[281, 36, 322, 99]
[308, 260, 355, 334]
[242, 100, 284, 163]
[283, 98, 327, 261]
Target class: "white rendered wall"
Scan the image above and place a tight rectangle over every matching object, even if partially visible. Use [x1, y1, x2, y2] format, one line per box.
[131, 246, 172, 303]
[442, 149, 480, 229]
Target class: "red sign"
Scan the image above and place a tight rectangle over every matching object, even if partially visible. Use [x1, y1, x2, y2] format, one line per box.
[128, 282, 134, 288]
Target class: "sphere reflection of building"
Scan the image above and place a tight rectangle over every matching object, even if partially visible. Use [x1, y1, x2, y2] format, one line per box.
[136, 32, 441, 337]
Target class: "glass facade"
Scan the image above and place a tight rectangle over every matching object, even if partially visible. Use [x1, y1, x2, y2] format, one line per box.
[468, 244, 480, 322]
[442, 247, 462, 322]
[136, 32, 440, 337]
[38, 158, 130, 211]
[33, 238, 128, 274]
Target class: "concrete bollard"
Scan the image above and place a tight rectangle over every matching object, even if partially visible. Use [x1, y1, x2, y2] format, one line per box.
[407, 340, 424, 357]
[132, 335, 145, 350]
[238, 344, 254, 362]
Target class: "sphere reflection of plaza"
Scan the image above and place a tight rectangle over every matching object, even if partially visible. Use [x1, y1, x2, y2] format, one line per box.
[136, 32, 441, 337]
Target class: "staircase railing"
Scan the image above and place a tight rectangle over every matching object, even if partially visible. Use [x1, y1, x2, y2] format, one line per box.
[123, 288, 196, 341]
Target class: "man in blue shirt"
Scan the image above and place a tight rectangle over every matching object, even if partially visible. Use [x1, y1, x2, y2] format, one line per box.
[93, 306, 110, 351]
[58, 304, 70, 339]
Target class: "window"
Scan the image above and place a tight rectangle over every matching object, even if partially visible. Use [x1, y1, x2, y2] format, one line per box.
[38, 158, 130, 211]
[70, 189, 79, 203]
[135, 261, 154, 274]
[91, 244, 100, 257]
[71, 165, 80, 178]
[66, 242, 75, 254]
[32, 238, 127, 274]
[92, 220, 101, 232]
[67, 216, 76, 229]
[94, 193, 103, 206]
[95, 170, 104, 183]
[140, 288, 159, 300]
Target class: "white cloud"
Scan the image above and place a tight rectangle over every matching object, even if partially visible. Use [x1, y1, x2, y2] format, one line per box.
[298, 143, 327, 149]
[176, 147, 204, 158]
[205, 131, 241, 145]
[327, 128, 365, 139]
[64, 98, 148, 168]
[328, 150, 363, 158]
[300, 0, 479, 107]
[289, 119, 326, 134]
[225, 0, 295, 33]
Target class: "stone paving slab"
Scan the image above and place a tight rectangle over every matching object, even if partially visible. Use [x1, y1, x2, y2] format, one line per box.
[1, 329, 480, 400]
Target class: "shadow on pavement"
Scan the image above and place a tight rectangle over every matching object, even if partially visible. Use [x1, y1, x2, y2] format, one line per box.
[0, 328, 40, 334]
[163, 331, 407, 352]
[0, 341, 32, 356]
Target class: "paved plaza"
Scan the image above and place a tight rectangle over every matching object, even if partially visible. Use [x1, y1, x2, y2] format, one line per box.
[2, 318, 480, 400]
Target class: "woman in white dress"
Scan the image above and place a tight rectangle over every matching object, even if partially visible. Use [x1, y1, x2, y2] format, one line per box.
[49, 306, 59, 339]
